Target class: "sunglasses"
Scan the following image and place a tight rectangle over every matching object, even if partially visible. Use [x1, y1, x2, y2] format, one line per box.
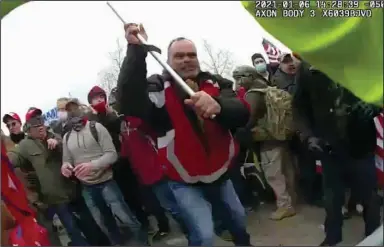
[30, 117, 45, 127]
[6, 122, 18, 129]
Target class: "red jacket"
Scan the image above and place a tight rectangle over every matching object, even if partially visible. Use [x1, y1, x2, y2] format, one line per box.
[117, 45, 250, 184]
[155, 80, 239, 183]
[120, 116, 164, 185]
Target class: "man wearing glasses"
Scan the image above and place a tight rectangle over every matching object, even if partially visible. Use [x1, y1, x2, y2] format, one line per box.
[2, 112, 25, 145]
[8, 107, 89, 246]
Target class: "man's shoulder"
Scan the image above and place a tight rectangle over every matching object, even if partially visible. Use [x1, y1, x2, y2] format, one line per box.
[63, 129, 73, 140]
[16, 138, 35, 155]
[105, 111, 119, 121]
[18, 137, 34, 147]
[209, 73, 234, 90]
[7, 144, 20, 155]
[6, 146, 24, 167]
[93, 121, 107, 132]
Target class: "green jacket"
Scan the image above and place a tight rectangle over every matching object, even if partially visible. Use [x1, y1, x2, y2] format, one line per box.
[8, 132, 77, 205]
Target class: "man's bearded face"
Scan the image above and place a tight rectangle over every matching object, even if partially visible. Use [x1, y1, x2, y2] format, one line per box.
[168, 39, 200, 80]
[29, 125, 47, 140]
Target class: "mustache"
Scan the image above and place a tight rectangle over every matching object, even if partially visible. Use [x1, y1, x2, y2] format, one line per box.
[180, 62, 199, 70]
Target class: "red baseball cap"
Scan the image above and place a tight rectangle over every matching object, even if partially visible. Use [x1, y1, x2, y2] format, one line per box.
[25, 107, 43, 122]
[2, 112, 21, 124]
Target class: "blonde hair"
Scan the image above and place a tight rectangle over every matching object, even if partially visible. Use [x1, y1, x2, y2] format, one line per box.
[57, 97, 70, 109]
[57, 97, 69, 103]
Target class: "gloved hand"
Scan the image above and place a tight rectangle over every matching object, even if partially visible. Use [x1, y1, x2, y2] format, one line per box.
[307, 137, 325, 153]
[235, 128, 254, 148]
[351, 101, 379, 119]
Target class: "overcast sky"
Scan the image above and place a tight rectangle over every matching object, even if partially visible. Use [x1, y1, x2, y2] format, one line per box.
[1, 1, 289, 132]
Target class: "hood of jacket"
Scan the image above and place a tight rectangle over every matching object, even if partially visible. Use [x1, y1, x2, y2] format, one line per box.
[88, 86, 106, 104]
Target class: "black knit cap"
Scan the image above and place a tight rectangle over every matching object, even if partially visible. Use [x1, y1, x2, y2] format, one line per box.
[251, 53, 265, 65]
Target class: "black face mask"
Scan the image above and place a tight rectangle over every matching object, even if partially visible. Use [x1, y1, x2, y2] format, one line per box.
[69, 117, 84, 132]
[10, 132, 25, 144]
[68, 109, 85, 132]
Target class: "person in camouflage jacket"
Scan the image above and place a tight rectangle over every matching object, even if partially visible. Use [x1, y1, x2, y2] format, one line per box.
[233, 65, 296, 221]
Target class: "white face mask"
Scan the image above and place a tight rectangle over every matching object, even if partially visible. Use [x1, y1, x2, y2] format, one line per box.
[57, 111, 68, 121]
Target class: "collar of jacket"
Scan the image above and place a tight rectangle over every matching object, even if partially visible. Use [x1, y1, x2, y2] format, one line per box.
[161, 70, 214, 85]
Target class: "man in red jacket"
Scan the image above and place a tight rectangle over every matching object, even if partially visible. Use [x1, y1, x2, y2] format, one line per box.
[117, 23, 251, 246]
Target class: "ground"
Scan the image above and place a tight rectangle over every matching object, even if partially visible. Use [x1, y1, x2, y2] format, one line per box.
[58, 203, 372, 246]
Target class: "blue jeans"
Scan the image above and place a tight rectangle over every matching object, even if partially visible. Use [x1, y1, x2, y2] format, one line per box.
[50, 203, 89, 246]
[82, 180, 148, 245]
[152, 180, 189, 235]
[157, 179, 250, 246]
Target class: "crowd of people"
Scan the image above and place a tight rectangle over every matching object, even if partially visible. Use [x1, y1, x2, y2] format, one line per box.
[1, 23, 383, 246]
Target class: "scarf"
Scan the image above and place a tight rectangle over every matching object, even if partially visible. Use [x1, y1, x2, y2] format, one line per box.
[9, 133, 25, 144]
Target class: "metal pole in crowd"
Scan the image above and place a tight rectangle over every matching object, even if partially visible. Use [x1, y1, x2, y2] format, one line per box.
[106, 2, 195, 97]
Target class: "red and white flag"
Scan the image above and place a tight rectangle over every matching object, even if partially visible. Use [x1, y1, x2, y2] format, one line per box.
[374, 112, 384, 187]
[262, 38, 282, 64]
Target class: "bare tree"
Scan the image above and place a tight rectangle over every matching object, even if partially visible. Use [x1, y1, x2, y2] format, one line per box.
[97, 39, 126, 94]
[200, 39, 235, 78]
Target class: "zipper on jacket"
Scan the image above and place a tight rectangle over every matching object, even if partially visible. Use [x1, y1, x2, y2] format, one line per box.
[76, 132, 80, 148]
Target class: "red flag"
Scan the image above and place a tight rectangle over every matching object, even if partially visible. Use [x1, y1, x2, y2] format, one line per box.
[1, 142, 35, 222]
[262, 38, 282, 65]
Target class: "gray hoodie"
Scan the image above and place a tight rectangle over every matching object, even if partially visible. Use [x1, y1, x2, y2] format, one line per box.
[63, 121, 117, 185]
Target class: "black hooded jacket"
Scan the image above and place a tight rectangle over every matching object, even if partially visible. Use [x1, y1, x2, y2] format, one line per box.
[293, 61, 380, 158]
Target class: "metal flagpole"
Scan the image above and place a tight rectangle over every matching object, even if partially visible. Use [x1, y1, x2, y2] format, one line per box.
[106, 2, 195, 97]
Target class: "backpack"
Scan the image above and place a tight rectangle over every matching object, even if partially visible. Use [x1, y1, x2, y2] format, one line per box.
[242, 150, 275, 203]
[247, 86, 294, 141]
[65, 121, 99, 144]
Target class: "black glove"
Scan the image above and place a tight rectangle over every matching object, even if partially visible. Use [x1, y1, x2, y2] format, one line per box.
[235, 128, 254, 148]
[307, 137, 326, 153]
[351, 101, 380, 119]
